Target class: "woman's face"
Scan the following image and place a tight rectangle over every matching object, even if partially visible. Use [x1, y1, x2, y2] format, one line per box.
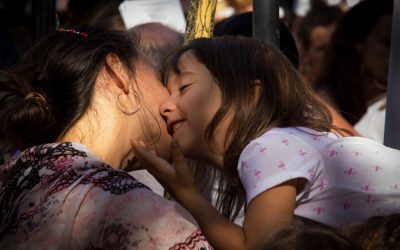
[361, 14, 392, 85]
[160, 51, 229, 166]
[307, 24, 336, 81]
[134, 63, 172, 160]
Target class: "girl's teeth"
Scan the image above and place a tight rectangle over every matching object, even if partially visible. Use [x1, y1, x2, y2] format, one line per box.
[173, 122, 183, 132]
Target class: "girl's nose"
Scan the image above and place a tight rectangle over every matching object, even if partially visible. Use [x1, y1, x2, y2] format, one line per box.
[160, 98, 175, 119]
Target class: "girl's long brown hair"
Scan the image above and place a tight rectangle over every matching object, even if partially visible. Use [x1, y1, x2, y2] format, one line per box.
[167, 36, 333, 220]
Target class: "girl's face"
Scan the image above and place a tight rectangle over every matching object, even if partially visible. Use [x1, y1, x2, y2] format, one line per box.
[161, 51, 230, 167]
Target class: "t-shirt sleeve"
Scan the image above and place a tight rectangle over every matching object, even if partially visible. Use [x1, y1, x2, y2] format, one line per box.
[238, 131, 322, 205]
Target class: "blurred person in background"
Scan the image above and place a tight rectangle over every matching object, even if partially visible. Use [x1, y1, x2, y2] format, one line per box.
[130, 22, 184, 80]
[315, 0, 393, 127]
[296, 1, 344, 83]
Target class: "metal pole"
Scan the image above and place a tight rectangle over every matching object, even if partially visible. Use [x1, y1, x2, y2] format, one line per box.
[383, 0, 400, 149]
[33, 0, 57, 42]
[253, 0, 279, 47]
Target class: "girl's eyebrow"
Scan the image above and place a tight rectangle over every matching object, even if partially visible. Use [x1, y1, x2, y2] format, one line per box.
[179, 70, 196, 76]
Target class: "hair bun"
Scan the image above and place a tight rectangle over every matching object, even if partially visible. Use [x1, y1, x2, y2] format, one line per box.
[1, 92, 54, 149]
[24, 92, 49, 110]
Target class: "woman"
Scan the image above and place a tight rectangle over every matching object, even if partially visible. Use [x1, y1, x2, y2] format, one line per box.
[315, 0, 393, 125]
[0, 27, 211, 249]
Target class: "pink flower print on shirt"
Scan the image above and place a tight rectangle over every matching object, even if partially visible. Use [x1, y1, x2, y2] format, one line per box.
[54, 156, 74, 171]
[319, 179, 327, 191]
[354, 151, 362, 157]
[328, 150, 338, 157]
[361, 185, 371, 192]
[312, 136, 321, 141]
[342, 202, 351, 210]
[259, 146, 267, 154]
[313, 207, 326, 215]
[364, 195, 374, 204]
[308, 169, 317, 179]
[299, 150, 307, 157]
[254, 169, 262, 178]
[281, 139, 289, 145]
[344, 168, 354, 175]
[242, 160, 249, 169]
[374, 165, 382, 172]
[277, 161, 286, 170]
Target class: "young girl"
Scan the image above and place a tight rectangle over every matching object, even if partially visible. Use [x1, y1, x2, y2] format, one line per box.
[133, 36, 400, 250]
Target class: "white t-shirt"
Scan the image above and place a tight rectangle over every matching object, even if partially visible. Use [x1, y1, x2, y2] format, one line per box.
[355, 96, 386, 143]
[238, 127, 400, 228]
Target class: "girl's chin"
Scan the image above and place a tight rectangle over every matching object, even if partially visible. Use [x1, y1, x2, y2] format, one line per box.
[174, 139, 192, 155]
[156, 138, 174, 161]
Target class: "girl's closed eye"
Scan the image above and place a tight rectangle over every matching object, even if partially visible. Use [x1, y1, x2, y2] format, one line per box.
[179, 83, 192, 93]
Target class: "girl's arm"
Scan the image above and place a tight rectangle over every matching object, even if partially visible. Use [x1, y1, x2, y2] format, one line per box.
[132, 140, 296, 250]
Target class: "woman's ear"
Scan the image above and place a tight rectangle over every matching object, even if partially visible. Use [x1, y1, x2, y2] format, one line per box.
[105, 53, 130, 94]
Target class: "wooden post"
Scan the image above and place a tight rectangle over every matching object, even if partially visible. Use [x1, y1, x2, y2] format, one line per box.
[253, 0, 279, 46]
[184, 0, 217, 44]
[383, 0, 400, 149]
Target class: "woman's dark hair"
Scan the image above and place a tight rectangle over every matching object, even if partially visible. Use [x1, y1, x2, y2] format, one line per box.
[166, 36, 333, 220]
[315, 0, 393, 124]
[63, 0, 125, 31]
[0, 27, 139, 149]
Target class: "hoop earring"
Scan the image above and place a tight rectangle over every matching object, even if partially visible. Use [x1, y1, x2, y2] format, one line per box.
[116, 92, 141, 115]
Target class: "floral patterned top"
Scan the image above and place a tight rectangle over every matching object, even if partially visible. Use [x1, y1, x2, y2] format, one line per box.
[0, 142, 212, 250]
[239, 127, 400, 228]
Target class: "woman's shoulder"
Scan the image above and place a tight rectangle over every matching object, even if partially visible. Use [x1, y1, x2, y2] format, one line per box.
[60, 143, 212, 248]
[0, 142, 212, 249]
[77, 177, 212, 249]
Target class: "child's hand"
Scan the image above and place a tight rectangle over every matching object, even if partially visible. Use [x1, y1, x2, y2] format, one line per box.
[132, 140, 197, 197]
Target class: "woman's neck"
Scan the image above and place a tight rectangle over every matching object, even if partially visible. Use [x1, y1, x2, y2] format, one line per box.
[61, 116, 131, 170]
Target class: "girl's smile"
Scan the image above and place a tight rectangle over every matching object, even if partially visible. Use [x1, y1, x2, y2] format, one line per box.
[168, 119, 185, 136]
